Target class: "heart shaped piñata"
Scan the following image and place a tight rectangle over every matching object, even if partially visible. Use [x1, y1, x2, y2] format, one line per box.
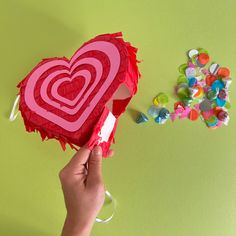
[17, 32, 140, 157]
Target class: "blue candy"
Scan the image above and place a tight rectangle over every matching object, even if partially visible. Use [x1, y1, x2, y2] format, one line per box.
[211, 80, 224, 92]
[188, 77, 197, 87]
[158, 108, 170, 119]
[136, 112, 148, 124]
[155, 116, 162, 124]
[216, 97, 226, 107]
[147, 105, 160, 118]
[155, 108, 170, 124]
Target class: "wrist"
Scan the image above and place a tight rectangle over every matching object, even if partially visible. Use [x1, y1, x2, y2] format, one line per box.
[61, 214, 94, 236]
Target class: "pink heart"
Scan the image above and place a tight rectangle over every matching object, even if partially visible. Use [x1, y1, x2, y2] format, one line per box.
[18, 33, 140, 151]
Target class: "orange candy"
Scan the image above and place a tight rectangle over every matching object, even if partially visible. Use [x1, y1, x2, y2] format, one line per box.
[193, 85, 203, 97]
[217, 67, 230, 77]
[206, 75, 217, 86]
[189, 109, 199, 121]
[214, 106, 224, 116]
[198, 53, 210, 65]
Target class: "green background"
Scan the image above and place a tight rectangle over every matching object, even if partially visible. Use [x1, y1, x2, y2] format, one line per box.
[0, 0, 236, 235]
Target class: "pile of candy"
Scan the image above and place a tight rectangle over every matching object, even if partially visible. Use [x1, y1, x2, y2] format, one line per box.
[136, 48, 232, 128]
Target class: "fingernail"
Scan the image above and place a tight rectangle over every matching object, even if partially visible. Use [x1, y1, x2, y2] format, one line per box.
[92, 146, 102, 156]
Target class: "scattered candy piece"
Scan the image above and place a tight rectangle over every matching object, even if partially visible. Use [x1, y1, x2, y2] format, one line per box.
[179, 106, 191, 119]
[170, 112, 178, 122]
[155, 108, 170, 124]
[185, 67, 196, 78]
[179, 64, 188, 74]
[189, 87, 199, 97]
[206, 75, 217, 86]
[209, 63, 220, 75]
[222, 77, 232, 89]
[189, 109, 199, 121]
[153, 97, 159, 106]
[217, 67, 230, 77]
[177, 75, 188, 84]
[201, 109, 214, 120]
[156, 93, 169, 105]
[148, 105, 160, 118]
[188, 49, 199, 58]
[199, 99, 212, 112]
[198, 53, 210, 65]
[217, 110, 228, 121]
[211, 80, 224, 92]
[198, 48, 208, 54]
[216, 97, 226, 107]
[136, 112, 148, 124]
[205, 115, 218, 127]
[218, 89, 227, 100]
[158, 108, 170, 119]
[188, 77, 197, 87]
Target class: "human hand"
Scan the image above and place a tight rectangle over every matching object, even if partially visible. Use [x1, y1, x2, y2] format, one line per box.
[59, 146, 113, 236]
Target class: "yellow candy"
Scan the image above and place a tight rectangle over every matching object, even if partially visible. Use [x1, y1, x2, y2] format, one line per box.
[153, 97, 159, 106]
[153, 93, 169, 106]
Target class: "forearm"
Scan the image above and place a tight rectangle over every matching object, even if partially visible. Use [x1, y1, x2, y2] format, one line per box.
[61, 214, 94, 236]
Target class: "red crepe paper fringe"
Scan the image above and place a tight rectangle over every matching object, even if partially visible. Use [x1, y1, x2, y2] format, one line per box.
[18, 107, 79, 151]
[17, 32, 140, 153]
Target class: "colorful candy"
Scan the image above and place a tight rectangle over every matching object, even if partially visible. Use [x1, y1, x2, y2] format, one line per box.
[136, 48, 232, 128]
[170, 48, 232, 128]
[136, 112, 149, 124]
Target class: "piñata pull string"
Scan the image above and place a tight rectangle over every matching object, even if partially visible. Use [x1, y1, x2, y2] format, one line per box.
[9, 95, 20, 121]
[96, 190, 116, 224]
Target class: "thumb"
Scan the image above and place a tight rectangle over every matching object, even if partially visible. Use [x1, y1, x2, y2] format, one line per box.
[87, 146, 103, 185]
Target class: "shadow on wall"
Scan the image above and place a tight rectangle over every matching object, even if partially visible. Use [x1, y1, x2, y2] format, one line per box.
[0, 214, 53, 236]
[0, 0, 85, 116]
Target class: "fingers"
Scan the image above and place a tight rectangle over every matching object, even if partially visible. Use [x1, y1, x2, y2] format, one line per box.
[87, 146, 103, 185]
[107, 149, 114, 157]
[59, 146, 114, 182]
[63, 147, 91, 173]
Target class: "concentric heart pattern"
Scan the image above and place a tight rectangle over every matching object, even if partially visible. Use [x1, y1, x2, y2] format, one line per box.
[18, 32, 140, 156]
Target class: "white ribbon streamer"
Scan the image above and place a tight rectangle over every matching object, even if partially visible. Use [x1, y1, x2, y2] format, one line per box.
[96, 190, 115, 223]
[9, 95, 20, 121]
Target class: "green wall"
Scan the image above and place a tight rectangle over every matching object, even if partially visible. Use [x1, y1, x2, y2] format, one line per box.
[0, 0, 236, 235]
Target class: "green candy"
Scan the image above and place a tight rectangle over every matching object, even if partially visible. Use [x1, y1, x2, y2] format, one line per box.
[178, 63, 188, 74]
[206, 90, 218, 100]
[205, 115, 217, 127]
[182, 97, 193, 106]
[191, 55, 198, 65]
[157, 93, 169, 105]
[177, 87, 189, 100]
[177, 75, 188, 84]
[198, 48, 208, 54]
[225, 101, 231, 109]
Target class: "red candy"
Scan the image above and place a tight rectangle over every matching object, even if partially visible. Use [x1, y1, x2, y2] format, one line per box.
[217, 67, 230, 77]
[217, 110, 228, 121]
[206, 75, 217, 86]
[218, 89, 227, 100]
[174, 101, 185, 110]
[189, 109, 199, 121]
[198, 53, 210, 65]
